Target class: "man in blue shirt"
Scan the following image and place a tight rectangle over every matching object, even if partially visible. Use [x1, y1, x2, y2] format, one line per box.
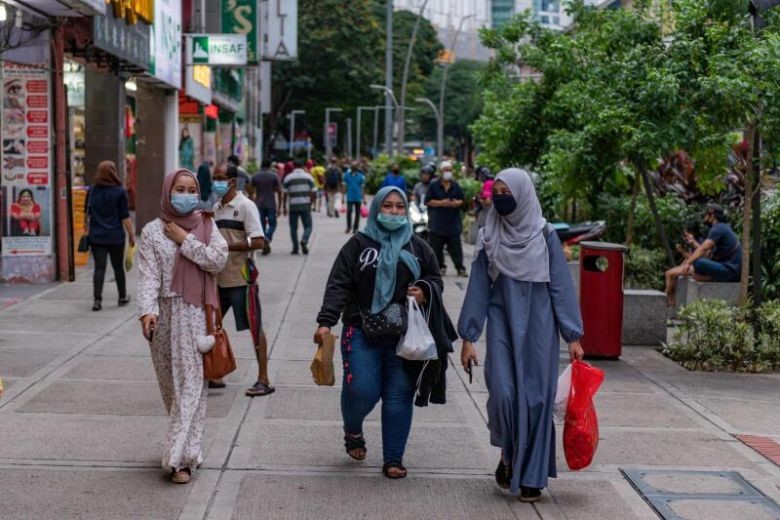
[425, 161, 467, 277]
[381, 164, 407, 192]
[683, 204, 741, 282]
[342, 161, 366, 234]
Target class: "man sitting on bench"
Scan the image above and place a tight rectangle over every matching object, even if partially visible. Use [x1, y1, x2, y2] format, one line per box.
[665, 204, 741, 307]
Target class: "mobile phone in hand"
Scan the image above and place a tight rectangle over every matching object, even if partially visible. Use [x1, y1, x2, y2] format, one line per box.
[466, 359, 473, 384]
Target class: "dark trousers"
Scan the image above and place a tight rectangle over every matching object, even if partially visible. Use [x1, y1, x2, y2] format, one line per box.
[289, 209, 313, 250]
[259, 206, 277, 242]
[428, 232, 464, 272]
[92, 243, 126, 301]
[346, 201, 361, 232]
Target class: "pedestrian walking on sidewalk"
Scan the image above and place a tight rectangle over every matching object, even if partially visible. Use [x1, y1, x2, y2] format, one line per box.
[324, 158, 342, 217]
[137, 169, 228, 484]
[87, 161, 135, 311]
[314, 187, 442, 479]
[250, 159, 282, 255]
[283, 159, 316, 255]
[458, 168, 584, 502]
[425, 161, 467, 277]
[212, 164, 275, 397]
[343, 161, 366, 234]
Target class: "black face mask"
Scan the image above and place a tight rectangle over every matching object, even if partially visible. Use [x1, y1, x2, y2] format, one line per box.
[493, 193, 517, 216]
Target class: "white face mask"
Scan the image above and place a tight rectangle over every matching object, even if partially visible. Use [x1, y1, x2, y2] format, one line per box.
[442, 171, 453, 181]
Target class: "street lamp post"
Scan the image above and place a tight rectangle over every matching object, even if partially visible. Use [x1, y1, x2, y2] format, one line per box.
[415, 97, 442, 161]
[356, 106, 375, 159]
[385, 0, 394, 157]
[398, 0, 430, 158]
[373, 106, 381, 158]
[288, 110, 305, 158]
[371, 84, 401, 155]
[324, 107, 342, 160]
[438, 14, 475, 160]
[346, 118, 353, 160]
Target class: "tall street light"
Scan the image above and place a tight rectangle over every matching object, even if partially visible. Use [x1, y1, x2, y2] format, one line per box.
[373, 105, 383, 158]
[398, 0, 429, 159]
[288, 110, 305, 158]
[438, 14, 475, 160]
[356, 106, 376, 159]
[324, 107, 342, 160]
[416, 97, 442, 161]
[371, 84, 401, 155]
[384, 0, 394, 157]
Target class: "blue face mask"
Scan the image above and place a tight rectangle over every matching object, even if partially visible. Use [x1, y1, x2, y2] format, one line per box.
[171, 193, 199, 215]
[212, 180, 230, 197]
[377, 213, 408, 231]
[493, 193, 517, 216]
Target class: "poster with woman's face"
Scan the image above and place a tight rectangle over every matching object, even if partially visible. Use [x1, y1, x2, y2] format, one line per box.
[178, 122, 202, 170]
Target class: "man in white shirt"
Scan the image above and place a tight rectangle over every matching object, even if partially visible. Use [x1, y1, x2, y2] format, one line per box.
[212, 164, 274, 397]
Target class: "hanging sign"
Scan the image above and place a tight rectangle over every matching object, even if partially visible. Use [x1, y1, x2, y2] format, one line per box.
[186, 34, 247, 66]
[149, 0, 182, 89]
[261, 0, 298, 61]
[221, 0, 258, 64]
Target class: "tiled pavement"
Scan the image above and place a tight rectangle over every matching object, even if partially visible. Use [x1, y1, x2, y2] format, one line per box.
[1, 210, 778, 519]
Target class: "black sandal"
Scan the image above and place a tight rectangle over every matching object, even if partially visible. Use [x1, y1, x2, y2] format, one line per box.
[344, 433, 366, 460]
[495, 459, 511, 490]
[382, 461, 407, 479]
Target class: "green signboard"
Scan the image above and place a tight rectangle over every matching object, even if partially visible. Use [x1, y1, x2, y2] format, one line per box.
[221, 0, 257, 64]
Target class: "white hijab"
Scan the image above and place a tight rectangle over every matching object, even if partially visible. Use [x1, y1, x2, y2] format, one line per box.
[475, 168, 550, 282]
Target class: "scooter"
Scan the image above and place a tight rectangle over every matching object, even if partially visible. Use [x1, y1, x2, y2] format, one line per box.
[552, 221, 607, 246]
[409, 203, 429, 240]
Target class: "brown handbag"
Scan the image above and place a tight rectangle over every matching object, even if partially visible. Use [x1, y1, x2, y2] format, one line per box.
[203, 303, 237, 380]
[310, 332, 337, 386]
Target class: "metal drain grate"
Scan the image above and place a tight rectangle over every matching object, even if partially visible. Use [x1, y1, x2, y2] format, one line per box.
[621, 469, 780, 520]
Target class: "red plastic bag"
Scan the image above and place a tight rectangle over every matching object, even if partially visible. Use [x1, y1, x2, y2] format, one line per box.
[360, 205, 369, 218]
[563, 360, 604, 470]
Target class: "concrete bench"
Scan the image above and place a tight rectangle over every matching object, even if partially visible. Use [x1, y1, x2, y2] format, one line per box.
[673, 276, 740, 317]
[623, 289, 668, 346]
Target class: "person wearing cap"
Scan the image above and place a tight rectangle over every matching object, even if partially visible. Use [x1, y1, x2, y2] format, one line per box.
[664, 204, 741, 306]
[425, 161, 467, 277]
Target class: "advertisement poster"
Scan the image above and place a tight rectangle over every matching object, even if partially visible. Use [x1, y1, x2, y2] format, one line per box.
[71, 187, 89, 266]
[202, 131, 217, 167]
[1, 62, 53, 257]
[178, 120, 202, 170]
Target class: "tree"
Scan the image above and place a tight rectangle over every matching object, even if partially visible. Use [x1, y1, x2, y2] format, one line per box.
[268, 0, 384, 157]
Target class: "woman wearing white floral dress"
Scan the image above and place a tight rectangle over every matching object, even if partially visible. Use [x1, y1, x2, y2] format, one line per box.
[138, 169, 228, 484]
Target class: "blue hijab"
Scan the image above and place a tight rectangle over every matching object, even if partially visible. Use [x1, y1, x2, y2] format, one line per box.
[361, 187, 421, 313]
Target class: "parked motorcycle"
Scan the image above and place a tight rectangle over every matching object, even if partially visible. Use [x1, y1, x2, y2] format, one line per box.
[552, 220, 607, 246]
[409, 203, 429, 240]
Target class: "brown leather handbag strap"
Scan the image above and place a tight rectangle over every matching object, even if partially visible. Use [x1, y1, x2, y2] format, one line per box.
[205, 304, 216, 335]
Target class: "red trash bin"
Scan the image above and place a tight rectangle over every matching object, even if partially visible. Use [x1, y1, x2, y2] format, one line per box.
[579, 241, 628, 358]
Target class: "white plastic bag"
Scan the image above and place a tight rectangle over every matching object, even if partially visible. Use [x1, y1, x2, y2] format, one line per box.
[396, 296, 438, 361]
[554, 363, 573, 421]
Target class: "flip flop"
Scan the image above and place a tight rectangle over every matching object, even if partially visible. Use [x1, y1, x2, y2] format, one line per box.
[246, 381, 275, 397]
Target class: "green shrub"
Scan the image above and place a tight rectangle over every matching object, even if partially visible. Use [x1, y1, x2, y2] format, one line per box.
[625, 247, 666, 290]
[663, 299, 780, 373]
[761, 189, 780, 301]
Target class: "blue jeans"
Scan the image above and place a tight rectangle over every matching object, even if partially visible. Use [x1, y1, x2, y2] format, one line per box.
[340, 326, 415, 464]
[289, 209, 313, 251]
[259, 206, 277, 242]
[693, 258, 739, 282]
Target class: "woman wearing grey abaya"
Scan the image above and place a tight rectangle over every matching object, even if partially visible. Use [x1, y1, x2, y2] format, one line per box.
[458, 168, 584, 502]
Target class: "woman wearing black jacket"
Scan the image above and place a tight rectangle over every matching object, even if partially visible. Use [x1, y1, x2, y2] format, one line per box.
[314, 187, 442, 479]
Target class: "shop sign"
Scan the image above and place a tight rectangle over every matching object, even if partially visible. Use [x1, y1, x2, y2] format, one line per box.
[261, 0, 298, 61]
[221, 0, 258, 64]
[0, 62, 53, 258]
[186, 34, 247, 66]
[106, 0, 154, 25]
[149, 0, 182, 89]
[93, 6, 151, 70]
[185, 65, 212, 105]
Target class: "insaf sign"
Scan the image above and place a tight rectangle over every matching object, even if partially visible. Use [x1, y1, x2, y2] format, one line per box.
[186, 34, 247, 66]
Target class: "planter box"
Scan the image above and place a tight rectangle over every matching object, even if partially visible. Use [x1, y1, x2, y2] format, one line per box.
[672, 276, 740, 317]
[623, 289, 667, 346]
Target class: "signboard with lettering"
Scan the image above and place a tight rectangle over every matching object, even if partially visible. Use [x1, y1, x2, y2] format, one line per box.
[221, 0, 258, 64]
[58, 0, 106, 16]
[184, 65, 212, 105]
[262, 0, 298, 61]
[186, 34, 247, 66]
[149, 0, 182, 89]
[93, 6, 151, 70]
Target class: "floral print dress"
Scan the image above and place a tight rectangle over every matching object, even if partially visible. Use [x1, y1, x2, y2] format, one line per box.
[137, 218, 228, 472]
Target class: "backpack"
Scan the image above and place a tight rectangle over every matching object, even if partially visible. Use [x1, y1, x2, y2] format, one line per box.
[325, 167, 340, 189]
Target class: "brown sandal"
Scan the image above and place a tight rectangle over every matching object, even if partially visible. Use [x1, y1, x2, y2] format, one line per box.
[171, 467, 191, 484]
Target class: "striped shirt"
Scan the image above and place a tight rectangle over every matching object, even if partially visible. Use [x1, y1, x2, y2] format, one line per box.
[283, 169, 316, 211]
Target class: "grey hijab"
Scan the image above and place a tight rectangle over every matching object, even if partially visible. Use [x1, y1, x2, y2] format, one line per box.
[475, 168, 550, 282]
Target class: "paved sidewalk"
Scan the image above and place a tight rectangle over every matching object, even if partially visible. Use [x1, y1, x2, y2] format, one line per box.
[0, 210, 778, 519]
